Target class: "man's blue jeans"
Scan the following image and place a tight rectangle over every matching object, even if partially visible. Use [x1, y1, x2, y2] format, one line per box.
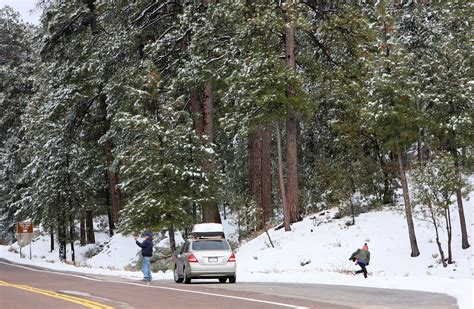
[355, 261, 367, 278]
[142, 257, 152, 281]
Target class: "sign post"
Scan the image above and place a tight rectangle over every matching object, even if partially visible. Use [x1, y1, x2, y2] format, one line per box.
[19, 233, 22, 258]
[16, 222, 33, 259]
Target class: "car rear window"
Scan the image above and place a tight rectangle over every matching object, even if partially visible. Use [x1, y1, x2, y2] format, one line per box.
[192, 240, 230, 251]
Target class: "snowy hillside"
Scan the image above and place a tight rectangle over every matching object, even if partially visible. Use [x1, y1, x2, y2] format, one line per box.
[237, 208, 472, 308]
[1, 197, 472, 308]
[238, 208, 472, 279]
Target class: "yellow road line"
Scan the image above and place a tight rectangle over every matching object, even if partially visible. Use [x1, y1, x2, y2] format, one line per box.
[0, 280, 114, 309]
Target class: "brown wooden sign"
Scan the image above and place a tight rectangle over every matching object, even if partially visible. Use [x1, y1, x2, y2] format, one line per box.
[17, 221, 33, 233]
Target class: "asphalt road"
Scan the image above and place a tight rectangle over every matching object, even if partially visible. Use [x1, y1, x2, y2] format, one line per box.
[0, 259, 458, 309]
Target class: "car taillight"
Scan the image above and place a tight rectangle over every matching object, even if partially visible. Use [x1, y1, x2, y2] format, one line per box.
[188, 254, 198, 263]
[228, 253, 236, 262]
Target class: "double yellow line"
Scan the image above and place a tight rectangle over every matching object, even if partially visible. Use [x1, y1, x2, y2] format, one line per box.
[0, 280, 114, 309]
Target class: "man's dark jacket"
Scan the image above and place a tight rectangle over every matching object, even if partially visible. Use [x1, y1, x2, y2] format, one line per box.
[136, 239, 153, 257]
[350, 248, 370, 265]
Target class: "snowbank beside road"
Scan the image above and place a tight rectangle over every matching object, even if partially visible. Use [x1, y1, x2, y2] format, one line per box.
[1, 189, 472, 308]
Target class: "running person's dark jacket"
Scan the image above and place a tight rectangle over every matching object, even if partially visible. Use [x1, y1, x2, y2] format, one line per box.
[136, 239, 153, 257]
[350, 248, 370, 265]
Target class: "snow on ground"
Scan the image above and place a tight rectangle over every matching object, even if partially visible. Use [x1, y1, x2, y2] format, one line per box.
[1, 190, 472, 308]
[235, 183, 473, 309]
[238, 207, 471, 278]
[236, 208, 473, 309]
[86, 233, 139, 270]
[1, 231, 174, 280]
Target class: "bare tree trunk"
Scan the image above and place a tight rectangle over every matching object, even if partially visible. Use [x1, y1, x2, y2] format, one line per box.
[99, 91, 123, 224]
[80, 213, 86, 246]
[265, 230, 274, 248]
[350, 178, 356, 225]
[69, 215, 75, 263]
[65, 153, 75, 262]
[417, 140, 422, 161]
[248, 128, 264, 229]
[455, 188, 469, 249]
[261, 125, 272, 225]
[202, 82, 213, 147]
[105, 142, 122, 223]
[445, 204, 453, 264]
[50, 227, 54, 252]
[58, 236, 66, 262]
[85, 209, 95, 244]
[192, 202, 197, 225]
[286, 107, 301, 223]
[429, 203, 447, 267]
[58, 213, 67, 262]
[201, 81, 221, 223]
[202, 200, 220, 223]
[248, 130, 260, 205]
[451, 148, 470, 249]
[350, 201, 356, 225]
[284, 0, 301, 224]
[276, 121, 290, 231]
[396, 145, 420, 257]
[249, 125, 272, 229]
[107, 208, 115, 237]
[104, 176, 115, 237]
[168, 225, 176, 253]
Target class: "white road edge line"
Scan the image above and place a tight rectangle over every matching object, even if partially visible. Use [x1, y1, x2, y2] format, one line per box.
[0, 261, 308, 309]
[0, 261, 103, 281]
[110, 280, 308, 309]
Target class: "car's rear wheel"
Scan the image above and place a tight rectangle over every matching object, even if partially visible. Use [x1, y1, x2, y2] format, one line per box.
[228, 276, 236, 283]
[174, 266, 183, 283]
[218, 277, 227, 283]
[183, 268, 191, 284]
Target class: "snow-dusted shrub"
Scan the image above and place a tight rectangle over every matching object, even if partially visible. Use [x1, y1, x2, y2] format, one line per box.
[83, 244, 105, 259]
[329, 263, 355, 275]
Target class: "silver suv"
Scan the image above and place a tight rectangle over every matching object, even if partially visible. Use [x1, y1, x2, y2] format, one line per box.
[174, 237, 236, 284]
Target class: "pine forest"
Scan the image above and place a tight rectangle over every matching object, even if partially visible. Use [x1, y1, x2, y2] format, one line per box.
[0, 0, 472, 261]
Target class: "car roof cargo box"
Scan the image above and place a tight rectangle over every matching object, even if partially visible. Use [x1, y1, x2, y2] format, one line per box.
[192, 223, 225, 239]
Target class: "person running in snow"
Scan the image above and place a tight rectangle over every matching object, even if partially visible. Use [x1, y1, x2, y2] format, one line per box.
[349, 243, 370, 278]
[135, 232, 154, 282]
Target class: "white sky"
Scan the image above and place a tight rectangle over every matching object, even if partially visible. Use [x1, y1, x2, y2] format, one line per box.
[2, 0, 41, 25]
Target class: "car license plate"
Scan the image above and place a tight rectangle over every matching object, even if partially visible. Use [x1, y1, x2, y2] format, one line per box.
[208, 257, 218, 263]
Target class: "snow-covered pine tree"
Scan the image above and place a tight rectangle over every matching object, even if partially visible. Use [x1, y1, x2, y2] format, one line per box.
[409, 2, 473, 250]
[378, 1, 472, 253]
[363, 0, 423, 257]
[296, 1, 390, 214]
[114, 67, 211, 235]
[0, 7, 35, 243]
[20, 0, 118, 255]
